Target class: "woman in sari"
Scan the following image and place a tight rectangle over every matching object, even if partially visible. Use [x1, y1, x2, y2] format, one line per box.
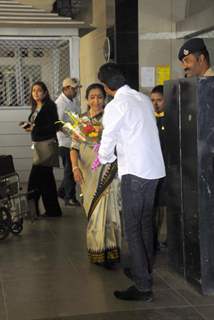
[70, 83, 121, 269]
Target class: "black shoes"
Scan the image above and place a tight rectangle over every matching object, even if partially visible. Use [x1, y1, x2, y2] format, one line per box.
[114, 285, 153, 302]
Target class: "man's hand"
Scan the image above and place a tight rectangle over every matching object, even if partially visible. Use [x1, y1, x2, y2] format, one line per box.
[91, 156, 101, 171]
[93, 143, 100, 153]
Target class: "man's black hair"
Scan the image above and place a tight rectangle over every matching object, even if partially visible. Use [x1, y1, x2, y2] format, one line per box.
[151, 85, 163, 95]
[193, 48, 210, 66]
[98, 62, 127, 90]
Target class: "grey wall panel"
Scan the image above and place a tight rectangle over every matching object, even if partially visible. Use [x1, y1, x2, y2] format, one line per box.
[0, 109, 30, 121]
[0, 146, 32, 158]
[0, 122, 29, 135]
[0, 134, 31, 147]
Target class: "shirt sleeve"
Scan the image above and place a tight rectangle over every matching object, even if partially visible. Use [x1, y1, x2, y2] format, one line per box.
[98, 101, 124, 164]
[74, 99, 81, 115]
[57, 100, 65, 122]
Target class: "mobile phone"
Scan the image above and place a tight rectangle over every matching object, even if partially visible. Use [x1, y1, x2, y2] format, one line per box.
[19, 121, 31, 129]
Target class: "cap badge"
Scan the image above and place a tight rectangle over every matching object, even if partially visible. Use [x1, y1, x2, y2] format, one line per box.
[183, 49, 189, 56]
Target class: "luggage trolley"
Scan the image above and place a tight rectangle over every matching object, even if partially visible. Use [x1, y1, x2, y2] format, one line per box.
[0, 155, 29, 240]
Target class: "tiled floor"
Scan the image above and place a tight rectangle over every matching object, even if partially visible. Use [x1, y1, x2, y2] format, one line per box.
[0, 205, 214, 320]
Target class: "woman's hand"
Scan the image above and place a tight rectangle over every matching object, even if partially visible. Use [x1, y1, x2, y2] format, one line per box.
[93, 143, 100, 154]
[72, 132, 81, 141]
[73, 167, 84, 184]
[19, 121, 33, 132]
[24, 125, 33, 132]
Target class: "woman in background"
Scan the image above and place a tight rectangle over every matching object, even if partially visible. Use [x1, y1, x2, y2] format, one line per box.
[70, 83, 121, 268]
[25, 81, 62, 217]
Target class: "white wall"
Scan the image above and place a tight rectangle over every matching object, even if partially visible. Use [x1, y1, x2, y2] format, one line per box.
[79, 0, 106, 106]
[138, 0, 214, 95]
[138, 0, 184, 95]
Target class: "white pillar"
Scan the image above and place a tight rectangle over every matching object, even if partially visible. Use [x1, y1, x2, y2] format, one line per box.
[69, 36, 80, 78]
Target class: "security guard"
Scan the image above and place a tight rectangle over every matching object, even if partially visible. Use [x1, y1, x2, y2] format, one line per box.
[178, 38, 214, 77]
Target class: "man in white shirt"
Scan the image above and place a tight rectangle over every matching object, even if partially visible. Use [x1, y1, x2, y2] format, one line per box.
[56, 78, 81, 206]
[97, 63, 166, 301]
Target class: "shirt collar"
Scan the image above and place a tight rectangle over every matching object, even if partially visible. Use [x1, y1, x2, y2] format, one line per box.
[114, 85, 130, 99]
[204, 68, 214, 76]
[155, 111, 165, 118]
[62, 92, 73, 103]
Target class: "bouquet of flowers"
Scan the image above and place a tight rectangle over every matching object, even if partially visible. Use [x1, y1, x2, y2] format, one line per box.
[57, 111, 103, 146]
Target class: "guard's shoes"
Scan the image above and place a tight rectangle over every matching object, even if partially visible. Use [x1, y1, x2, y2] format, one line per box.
[114, 286, 153, 302]
[64, 198, 81, 206]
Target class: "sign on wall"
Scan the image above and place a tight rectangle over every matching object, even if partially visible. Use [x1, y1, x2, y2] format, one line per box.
[156, 64, 170, 85]
[140, 66, 155, 87]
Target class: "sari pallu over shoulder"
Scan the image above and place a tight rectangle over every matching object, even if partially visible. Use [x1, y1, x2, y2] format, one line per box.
[87, 160, 118, 220]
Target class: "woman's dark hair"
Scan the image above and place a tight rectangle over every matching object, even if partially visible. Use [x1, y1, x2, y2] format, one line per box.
[85, 83, 106, 99]
[98, 63, 126, 90]
[30, 81, 51, 111]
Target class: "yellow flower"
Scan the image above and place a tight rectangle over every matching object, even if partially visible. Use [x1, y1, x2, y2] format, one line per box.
[88, 132, 98, 137]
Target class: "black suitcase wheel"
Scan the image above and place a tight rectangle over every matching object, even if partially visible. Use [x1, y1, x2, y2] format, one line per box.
[10, 222, 23, 235]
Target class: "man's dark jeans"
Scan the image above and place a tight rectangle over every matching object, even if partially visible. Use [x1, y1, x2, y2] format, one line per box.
[121, 174, 158, 292]
[58, 146, 76, 201]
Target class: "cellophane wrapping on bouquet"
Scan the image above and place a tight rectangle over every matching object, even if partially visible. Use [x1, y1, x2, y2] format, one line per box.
[57, 111, 103, 146]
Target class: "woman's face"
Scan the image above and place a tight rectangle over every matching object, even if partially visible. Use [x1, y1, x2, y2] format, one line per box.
[32, 85, 46, 104]
[87, 88, 105, 112]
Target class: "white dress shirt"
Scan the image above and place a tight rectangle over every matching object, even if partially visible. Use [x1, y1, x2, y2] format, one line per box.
[98, 85, 166, 179]
[56, 92, 80, 148]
